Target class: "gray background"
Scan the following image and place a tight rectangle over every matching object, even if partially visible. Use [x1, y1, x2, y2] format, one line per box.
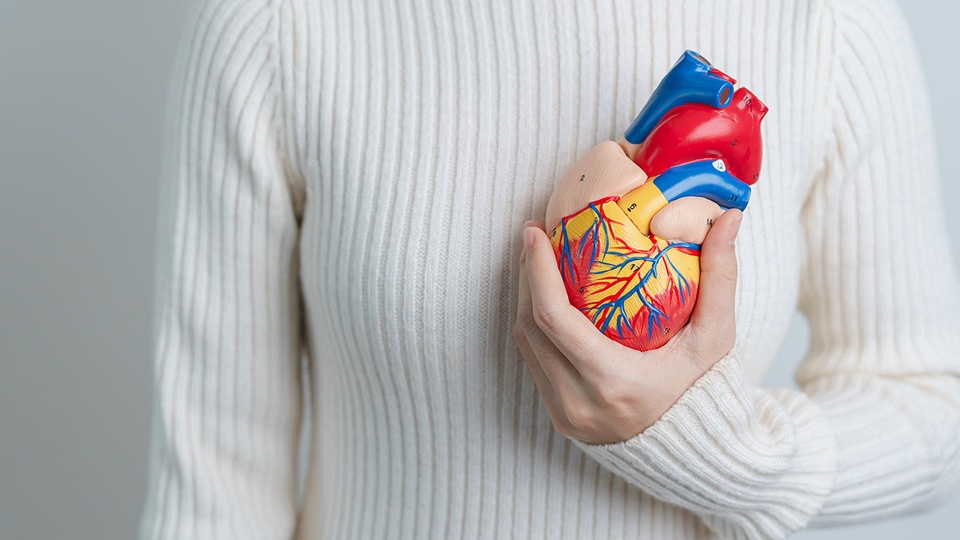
[1, 1, 958, 538]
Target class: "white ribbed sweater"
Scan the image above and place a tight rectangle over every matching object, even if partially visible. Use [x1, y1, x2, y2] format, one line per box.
[139, 0, 960, 538]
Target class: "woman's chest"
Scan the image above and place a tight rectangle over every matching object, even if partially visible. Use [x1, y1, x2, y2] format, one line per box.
[292, 0, 813, 376]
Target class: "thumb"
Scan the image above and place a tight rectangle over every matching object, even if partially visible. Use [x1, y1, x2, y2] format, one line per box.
[687, 208, 742, 352]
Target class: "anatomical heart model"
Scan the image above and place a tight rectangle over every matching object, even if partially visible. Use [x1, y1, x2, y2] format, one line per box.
[546, 50, 767, 351]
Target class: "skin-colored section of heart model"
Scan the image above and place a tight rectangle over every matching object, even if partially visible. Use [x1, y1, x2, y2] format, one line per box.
[544, 141, 648, 232]
[650, 196, 724, 244]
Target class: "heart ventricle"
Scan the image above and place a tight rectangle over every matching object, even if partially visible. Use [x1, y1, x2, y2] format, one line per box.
[550, 196, 701, 352]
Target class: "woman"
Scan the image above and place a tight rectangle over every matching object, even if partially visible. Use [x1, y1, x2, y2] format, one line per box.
[140, 0, 960, 538]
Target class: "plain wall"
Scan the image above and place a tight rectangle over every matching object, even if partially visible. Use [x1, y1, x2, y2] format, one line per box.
[0, 1, 958, 538]
[0, 1, 190, 538]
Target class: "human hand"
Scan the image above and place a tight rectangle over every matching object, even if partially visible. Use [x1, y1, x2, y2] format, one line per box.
[513, 208, 742, 445]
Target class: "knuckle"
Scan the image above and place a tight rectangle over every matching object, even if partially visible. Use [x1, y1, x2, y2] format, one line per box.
[595, 382, 627, 410]
[596, 382, 638, 418]
[720, 260, 739, 284]
[563, 401, 595, 432]
[532, 302, 564, 333]
[542, 401, 576, 437]
[703, 247, 738, 281]
[514, 309, 542, 339]
[521, 316, 544, 342]
[541, 402, 567, 433]
[706, 254, 738, 285]
[553, 419, 575, 438]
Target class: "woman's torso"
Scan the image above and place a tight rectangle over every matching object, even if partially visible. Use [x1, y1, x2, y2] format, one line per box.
[288, 0, 823, 537]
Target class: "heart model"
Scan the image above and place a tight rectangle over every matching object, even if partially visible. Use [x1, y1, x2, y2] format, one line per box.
[545, 50, 767, 351]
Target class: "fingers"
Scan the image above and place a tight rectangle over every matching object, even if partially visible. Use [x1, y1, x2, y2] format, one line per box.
[515, 223, 586, 425]
[516, 238, 582, 392]
[522, 224, 619, 376]
[650, 196, 724, 244]
[544, 141, 648, 230]
[513, 322, 568, 423]
[686, 208, 742, 357]
[515, 224, 553, 399]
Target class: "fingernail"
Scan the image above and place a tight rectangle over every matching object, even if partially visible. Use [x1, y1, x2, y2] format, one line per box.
[523, 220, 536, 229]
[524, 227, 537, 249]
[727, 211, 743, 245]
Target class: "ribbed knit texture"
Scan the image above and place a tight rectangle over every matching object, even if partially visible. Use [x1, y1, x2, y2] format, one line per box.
[139, 1, 960, 538]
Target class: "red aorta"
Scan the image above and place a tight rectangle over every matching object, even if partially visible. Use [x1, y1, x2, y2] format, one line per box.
[634, 87, 768, 185]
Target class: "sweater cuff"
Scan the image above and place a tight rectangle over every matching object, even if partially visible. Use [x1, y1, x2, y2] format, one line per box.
[573, 351, 839, 539]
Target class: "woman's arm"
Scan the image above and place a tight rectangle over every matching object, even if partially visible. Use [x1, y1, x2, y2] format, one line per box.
[140, 1, 307, 538]
[797, 0, 960, 525]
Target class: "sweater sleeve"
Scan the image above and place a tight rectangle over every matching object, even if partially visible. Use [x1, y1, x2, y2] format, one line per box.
[571, 1, 960, 538]
[139, 1, 307, 538]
